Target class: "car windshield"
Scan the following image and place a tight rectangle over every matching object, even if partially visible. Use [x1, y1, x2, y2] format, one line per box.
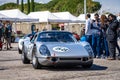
[23, 34, 33, 39]
[37, 32, 76, 42]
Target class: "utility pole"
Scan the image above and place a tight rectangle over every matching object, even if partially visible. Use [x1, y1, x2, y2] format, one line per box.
[84, 0, 86, 19]
[17, 0, 19, 5]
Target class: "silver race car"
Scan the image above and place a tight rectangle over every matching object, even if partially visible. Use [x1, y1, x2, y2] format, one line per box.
[21, 31, 94, 69]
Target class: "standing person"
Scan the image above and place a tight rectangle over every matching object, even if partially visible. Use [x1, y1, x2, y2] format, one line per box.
[31, 24, 36, 34]
[117, 12, 120, 22]
[85, 14, 92, 45]
[5, 21, 12, 49]
[106, 14, 119, 60]
[91, 13, 102, 58]
[0, 20, 3, 41]
[100, 14, 109, 58]
[117, 17, 120, 58]
[0, 21, 3, 50]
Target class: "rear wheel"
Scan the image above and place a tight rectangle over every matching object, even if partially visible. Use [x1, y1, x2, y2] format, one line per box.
[21, 46, 30, 64]
[32, 53, 42, 69]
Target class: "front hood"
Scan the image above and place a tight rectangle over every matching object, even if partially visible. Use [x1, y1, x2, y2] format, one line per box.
[43, 42, 89, 57]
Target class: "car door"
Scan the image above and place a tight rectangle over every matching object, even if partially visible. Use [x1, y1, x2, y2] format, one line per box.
[23, 37, 31, 54]
[27, 34, 38, 60]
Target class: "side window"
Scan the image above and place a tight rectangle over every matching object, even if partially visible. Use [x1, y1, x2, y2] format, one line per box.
[30, 34, 37, 43]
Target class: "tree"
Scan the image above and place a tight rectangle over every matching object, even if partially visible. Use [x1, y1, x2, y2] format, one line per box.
[27, 0, 30, 14]
[0, 0, 101, 15]
[31, 0, 34, 12]
[21, 0, 24, 12]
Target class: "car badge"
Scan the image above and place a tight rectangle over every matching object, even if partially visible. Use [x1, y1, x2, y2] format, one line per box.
[53, 46, 69, 52]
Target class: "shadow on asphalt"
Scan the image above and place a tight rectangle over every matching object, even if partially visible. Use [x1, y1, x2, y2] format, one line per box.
[0, 48, 18, 51]
[42, 64, 108, 71]
[0, 67, 9, 71]
[0, 59, 21, 62]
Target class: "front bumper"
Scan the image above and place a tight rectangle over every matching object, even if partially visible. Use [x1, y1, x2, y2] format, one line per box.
[37, 56, 93, 66]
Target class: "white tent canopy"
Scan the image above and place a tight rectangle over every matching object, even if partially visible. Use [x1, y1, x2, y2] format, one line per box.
[53, 12, 82, 23]
[0, 13, 15, 21]
[78, 13, 95, 22]
[28, 11, 69, 23]
[0, 9, 38, 22]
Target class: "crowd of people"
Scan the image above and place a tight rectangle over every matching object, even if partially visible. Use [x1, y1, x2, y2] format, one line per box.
[0, 21, 12, 50]
[85, 13, 120, 60]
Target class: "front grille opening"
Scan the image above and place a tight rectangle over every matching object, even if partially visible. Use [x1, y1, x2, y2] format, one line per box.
[59, 58, 81, 60]
[51, 57, 58, 62]
[82, 57, 88, 61]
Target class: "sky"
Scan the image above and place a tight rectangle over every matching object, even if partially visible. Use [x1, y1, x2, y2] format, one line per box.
[93, 0, 120, 14]
[0, 0, 120, 14]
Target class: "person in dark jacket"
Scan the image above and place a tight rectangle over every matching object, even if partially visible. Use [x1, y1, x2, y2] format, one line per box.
[106, 14, 119, 60]
[4, 22, 12, 50]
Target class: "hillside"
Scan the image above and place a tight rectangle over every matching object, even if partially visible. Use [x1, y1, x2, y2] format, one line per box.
[0, 0, 101, 16]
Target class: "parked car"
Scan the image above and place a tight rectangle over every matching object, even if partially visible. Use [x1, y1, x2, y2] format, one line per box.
[18, 34, 33, 54]
[21, 31, 94, 69]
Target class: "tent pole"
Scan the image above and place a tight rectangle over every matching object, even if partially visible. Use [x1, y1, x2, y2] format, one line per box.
[47, 21, 49, 30]
[14, 21, 17, 37]
[67, 23, 69, 32]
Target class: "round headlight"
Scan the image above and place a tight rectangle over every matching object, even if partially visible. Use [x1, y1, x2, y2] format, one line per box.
[84, 45, 93, 57]
[39, 45, 50, 56]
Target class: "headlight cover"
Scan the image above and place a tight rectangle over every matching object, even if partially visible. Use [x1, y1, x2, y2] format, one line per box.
[39, 45, 50, 56]
[84, 45, 94, 57]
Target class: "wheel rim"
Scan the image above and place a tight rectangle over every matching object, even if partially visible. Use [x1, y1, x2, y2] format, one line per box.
[32, 55, 36, 65]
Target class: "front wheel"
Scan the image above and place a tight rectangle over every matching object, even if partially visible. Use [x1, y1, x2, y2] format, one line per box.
[32, 54, 42, 69]
[82, 61, 93, 68]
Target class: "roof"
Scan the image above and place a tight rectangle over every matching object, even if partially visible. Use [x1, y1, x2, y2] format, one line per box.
[0, 13, 14, 21]
[0, 9, 38, 22]
[28, 11, 69, 23]
[53, 12, 82, 23]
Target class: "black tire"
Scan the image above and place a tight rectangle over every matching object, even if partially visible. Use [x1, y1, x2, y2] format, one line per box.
[18, 48, 22, 54]
[21, 46, 30, 64]
[82, 62, 93, 68]
[32, 53, 42, 69]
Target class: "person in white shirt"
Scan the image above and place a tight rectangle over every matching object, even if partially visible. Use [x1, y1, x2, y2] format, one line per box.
[117, 12, 120, 22]
[85, 14, 92, 46]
